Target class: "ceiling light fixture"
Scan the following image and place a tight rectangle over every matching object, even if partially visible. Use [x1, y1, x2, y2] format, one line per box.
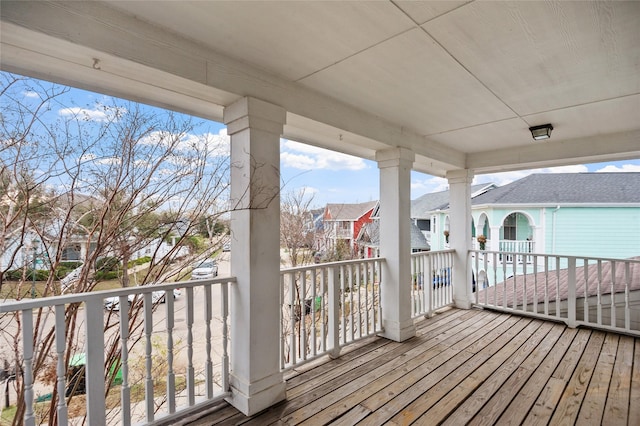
[529, 123, 553, 140]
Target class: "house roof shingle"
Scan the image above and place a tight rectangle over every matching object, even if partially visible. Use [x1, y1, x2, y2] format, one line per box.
[325, 201, 378, 221]
[411, 183, 495, 217]
[472, 173, 640, 205]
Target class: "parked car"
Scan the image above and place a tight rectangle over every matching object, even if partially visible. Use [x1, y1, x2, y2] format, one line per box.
[191, 260, 218, 279]
[222, 243, 230, 252]
[104, 296, 128, 311]
[104, 288, 180, 310]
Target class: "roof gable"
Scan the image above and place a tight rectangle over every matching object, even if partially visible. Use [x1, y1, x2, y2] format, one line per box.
[325, 201, 378, 221]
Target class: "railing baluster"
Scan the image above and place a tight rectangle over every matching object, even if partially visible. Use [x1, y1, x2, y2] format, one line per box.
[567, 257, 577, 327]
[119, 296, 131, 426]
[300, 270, 307, 360]
[165, 290, 175, 414]
[186, 286, 195, 406]
[532, 255, 538, 314]
[288, 271, 297, 366]
[328, 266, 340, 358]
[311, 268, 317, 357]
[583, 259, 589, 323]
[22, 309, 35, 426]
[54, 305, 68, 425]
[597, 260, 603, 326]
[144, 293, 154, 422]
[555, 257, 561, 318]
[205, 284, 213, 399]
[221, 281, 230, 392]
[610, 261, 617, 327]
[625, 262, 631, 330]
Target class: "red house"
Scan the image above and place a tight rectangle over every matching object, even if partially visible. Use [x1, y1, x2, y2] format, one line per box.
[322, 201, 378, 258]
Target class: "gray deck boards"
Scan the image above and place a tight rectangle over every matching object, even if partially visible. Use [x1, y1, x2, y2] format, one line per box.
[187, 308, 639, 425]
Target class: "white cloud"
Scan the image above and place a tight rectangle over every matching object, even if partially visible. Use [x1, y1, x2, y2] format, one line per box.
[281, 140, 367, 171]
[476, 164, 589, 187]
[595, 164, 640, 173]
[58, 106, 124, 122]
[411, 176, 448, 194]
[23, 91, 40, 99]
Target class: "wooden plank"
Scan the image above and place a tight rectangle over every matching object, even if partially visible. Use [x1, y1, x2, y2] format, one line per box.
[551, 328, 593, 381]
[602, 335, 634, 426]
[359, 318, 537, 425]
[408, 321, 553, 425]
[246, 312, 485, 425]
[523, 377, 567, 426]
[447, 322, 565, 426]
[329, 404, 371, 426]
[576, 333, 619, 424]
[492, 327, 578, 426]
[628, 339, 640, 425]
[549, 330, 606, 425]
[301, 314, 506, 425]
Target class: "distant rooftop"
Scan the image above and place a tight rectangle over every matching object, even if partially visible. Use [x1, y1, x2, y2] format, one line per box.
[472, 173, 640, 205]
[325, 201, 378, 221]
[411, 183, 495, 217]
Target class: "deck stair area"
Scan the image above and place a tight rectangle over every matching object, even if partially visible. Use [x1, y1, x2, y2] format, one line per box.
[184, 308, 639, 426]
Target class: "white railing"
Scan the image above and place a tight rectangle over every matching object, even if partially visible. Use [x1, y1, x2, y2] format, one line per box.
[0, 277, 233, 426]
[498, 240, 535, 264]
[280, 258, 383, 370]
[470, 250, 640, 336]
[410, 250, 455, 318]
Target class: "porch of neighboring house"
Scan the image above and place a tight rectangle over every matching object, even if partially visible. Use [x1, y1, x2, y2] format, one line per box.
[183, 308, 640, 426]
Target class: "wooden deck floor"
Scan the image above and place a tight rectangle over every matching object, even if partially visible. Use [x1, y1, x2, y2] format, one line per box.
[185, 308, 640, 425]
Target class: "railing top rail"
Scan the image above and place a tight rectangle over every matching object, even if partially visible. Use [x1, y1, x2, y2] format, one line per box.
[411, 249, 455, 258]
[280, 257, 385, 274]
[468, 249, 640, 265]
[0, 276, 237, 312]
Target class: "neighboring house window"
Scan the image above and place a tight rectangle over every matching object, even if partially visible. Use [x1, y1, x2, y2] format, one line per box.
[416, 219, 430, 231]
[503, 213, 517, 240]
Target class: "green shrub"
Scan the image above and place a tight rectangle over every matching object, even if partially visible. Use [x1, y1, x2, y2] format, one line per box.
[96, 256, 120, 273]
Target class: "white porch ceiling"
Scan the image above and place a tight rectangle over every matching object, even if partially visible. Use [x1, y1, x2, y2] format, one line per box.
[1, 1, 639, 176]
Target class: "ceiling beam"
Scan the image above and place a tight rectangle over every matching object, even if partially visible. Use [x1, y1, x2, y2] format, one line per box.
[468, 129, 640, 174]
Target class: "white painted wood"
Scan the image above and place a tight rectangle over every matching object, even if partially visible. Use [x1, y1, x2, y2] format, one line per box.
[205, 284, 213, 399]
[54, 305, 68, 425]
[221, 282, 230, 393]
[447, 169, 474, 310]
[225, 97, 286, 416]
[567, 257, 577, 328]
[186, 286, 195, 406]
[377, 147, 416, 342]
[165, 293, 175, 414]
[22, 309, 35, 426]
[84, 297, 106, 426]
[119, 296, 131, 426]
[328, 266, 340, 358]
[143, 293, 154, 422]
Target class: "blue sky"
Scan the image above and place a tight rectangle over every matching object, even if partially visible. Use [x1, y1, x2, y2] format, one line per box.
[10, 77, 640, 208]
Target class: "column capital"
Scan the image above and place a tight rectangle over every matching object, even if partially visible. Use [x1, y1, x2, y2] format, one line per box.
[375, 147, 415, 169]
[224, 97, 286, 136]
[446, 169, 474, 184]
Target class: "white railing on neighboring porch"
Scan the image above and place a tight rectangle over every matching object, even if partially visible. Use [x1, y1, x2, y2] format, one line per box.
[470, 250, 640, 336]
[410, 250, 455, 318]
[0, 277, 233, 426]
[498, 240, 535, 264]
[280, 258, 383, 370]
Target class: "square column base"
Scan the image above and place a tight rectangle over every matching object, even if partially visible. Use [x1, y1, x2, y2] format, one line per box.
[379, 318, 416, 342]
[226, 373, 286, 416]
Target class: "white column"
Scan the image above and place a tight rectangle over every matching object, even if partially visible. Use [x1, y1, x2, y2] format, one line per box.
[376, 147, 416, 342]
[224, 97, 286, 415]
[489, 225, 501, 252]
[446, 169, 474, 309]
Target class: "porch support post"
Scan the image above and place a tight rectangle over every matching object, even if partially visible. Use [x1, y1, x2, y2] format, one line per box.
[376, 147, 416, 342]
[446, 169, 474, 309]
[489, 225, 501, 252]
[224, 97, 286, 415]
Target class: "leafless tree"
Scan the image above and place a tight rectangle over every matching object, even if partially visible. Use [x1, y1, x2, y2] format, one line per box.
[0, 73, 231, 424]
[280, 188, 318, 267]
